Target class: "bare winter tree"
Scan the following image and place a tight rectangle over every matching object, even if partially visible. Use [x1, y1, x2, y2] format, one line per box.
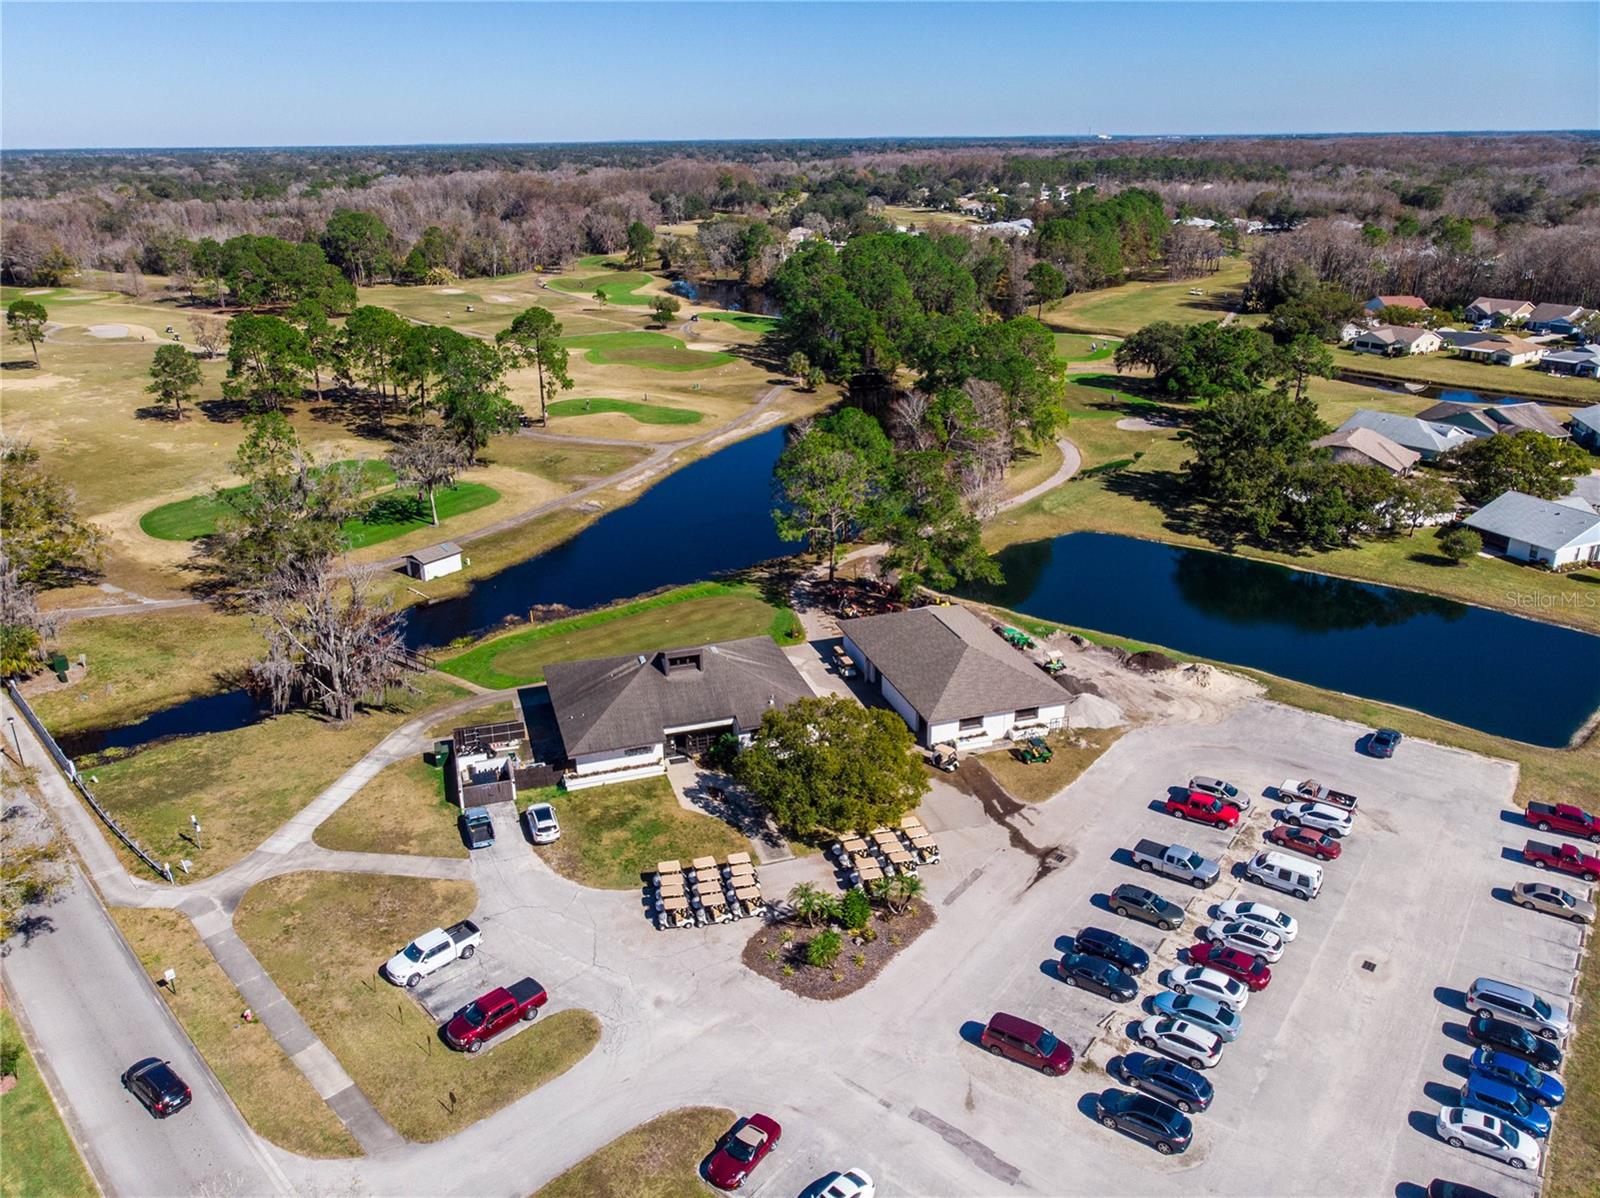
[189, 314, 227, 359]
[249, 565, 419, 723]
[888, 390, 937, 451]
[386, 427, 470, 526]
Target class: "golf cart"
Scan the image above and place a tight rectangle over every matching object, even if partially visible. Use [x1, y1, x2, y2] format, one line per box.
[931, 742, 960, 772]
[1018, 736, 1054, 765]
[1040, 649, 1066, 675]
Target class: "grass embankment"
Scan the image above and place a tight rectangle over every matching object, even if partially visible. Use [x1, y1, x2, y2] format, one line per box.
[548, 271, 654, 305]
[438, 581, 803, 691]
[530, 778, 754, 890]
[545, 397, 703, 426]
[977, 727, 1127, 803]
[109, 908, 360, 1158]
[0, 1008, 98, 1198]
[313, 756, 467, 859]
[696, 311, 777, 333]
[563, 331, 735, 371]
[532, 1106, 734, 1198]
[1001, 439, 1066, 499]
[1331, 346, 1600, 404]
[1045, 257, 1257, 337]
[86, 675, 466, 878]
[233, 872, 599, 1142]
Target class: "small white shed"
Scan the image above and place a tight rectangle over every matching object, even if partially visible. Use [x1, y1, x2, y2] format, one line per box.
[406, 542, 463, 581]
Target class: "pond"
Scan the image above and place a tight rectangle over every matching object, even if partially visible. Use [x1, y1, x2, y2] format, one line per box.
[1335, 369, 1584, 408]
[964, 532, 1600, 748]
[667, 278, 780, 315]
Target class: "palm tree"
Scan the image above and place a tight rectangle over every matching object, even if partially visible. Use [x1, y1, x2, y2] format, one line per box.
[787, 881, 837, 927]
[886, 874, 925, 915]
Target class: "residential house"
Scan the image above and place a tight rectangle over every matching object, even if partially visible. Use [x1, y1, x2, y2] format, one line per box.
[1462, 491, 1600, 569]
[1335, 409, 1475, 461]
[1454, 336, 1548, 367]
[543, 638, 812, 789]
[1525, 304, 1592, 336]
[1363, 294, 1429, 315]
[1465, 297, 1535, 325]
[1570, 404, 1600, 450]
[1415, 400, 1570, 440]
[978, 218, 1034, 238]
[405, 542, 463, 581]
[1312, 427, 1420, 475]
[1544, 347, 1600, 379]
[838, 606, 1067, 749]
[1349, 325, 1442, 356]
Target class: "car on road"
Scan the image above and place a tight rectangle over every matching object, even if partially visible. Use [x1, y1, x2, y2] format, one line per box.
[1434, 1106, 1540, 1170]
[1113, 1051, 1214, 1114]
[1460, 1074, 1551, 1138]
[121, 1057, 192, 1119]
[1093, 1088, 1193, 1155]
[980, 1011, 1074, 1075]
[1057, 952, 1139, 1001]
[1074, 926, 1150, 976]
[523, 802, 560, 844]
[1468, 1048, 1565, 1107]
[1367, 727, 1402, 758]
[1129, 1018, 1223, 1069]
[1110, 883, 1185, 931]
[1189, 775, 1247, 809]
[1186, 942, 1271, 990]
[1148, 991, 1242, 1042]
[384, 920, 481, 988]
[443, 977, 547, 1052]
[1265, 823, 1342, 861]
[1162, 966, 1250, 1012]
[706, 1113, 781, 1190]
[1213, 899, 1298, 942]
[460, 806, 495, 850]
[1164, 791, 1240, 828]
[812, 1169, 874, 1198]
[1467, 977, 1569, 1041]
[1464, 1012, 1564, 1072]
[1512, 881, 1594, 925]
[1282, 802, 1353, 838]
[1197, 919, 1284, 964]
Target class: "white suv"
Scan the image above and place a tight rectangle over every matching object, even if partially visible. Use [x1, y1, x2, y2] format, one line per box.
[524, 802, 561, 844]
[1283, 802, 1352, 838]
[1198, 920, 1284, 964]
[1131, 1018, 1223, 1070]
[1467, 977, 1569, 1041]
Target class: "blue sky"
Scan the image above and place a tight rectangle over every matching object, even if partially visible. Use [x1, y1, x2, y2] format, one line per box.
[2, 2, 1596, 149]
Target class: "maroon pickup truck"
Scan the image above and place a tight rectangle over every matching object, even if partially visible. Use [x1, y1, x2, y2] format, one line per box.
[443, 978, 547, 1053]
[1526, 803, 1600, 844]
[1524, 840, 1600, 883]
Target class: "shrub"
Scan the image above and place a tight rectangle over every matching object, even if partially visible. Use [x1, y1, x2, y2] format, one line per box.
[0, 1038, 22, 1078]
[852, 953, 867, 968]
[1436, 525, 1483, 565]
[840, 887, 872, 931]
[704, 732, 741, 772]
[806, 930, 843, 968]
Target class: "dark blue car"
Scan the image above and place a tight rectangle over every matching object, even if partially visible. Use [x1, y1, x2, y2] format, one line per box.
[1113, 1051, 1214, 1113]
[1461, 1074, 1551, 1138]
[1093, 1088, 1192, 1155]
[1075, 926, 1150, 976]
[1057, 952, 1139, 1001]
[1368, 728, 1402, 757]
[1469, 1047, 1564, 1107]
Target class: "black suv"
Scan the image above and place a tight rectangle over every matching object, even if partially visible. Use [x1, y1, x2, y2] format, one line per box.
[121, 1057, 192, 1119]
[1110, 884, 1185, 931]
[1114, 1050, 1214, 1114]
[1074, 926, 1150, 976]
[1465, 1011, 1563, 1072]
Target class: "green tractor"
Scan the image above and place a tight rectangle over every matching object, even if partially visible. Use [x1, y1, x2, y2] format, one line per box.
[1000, 626, 1035, 651]
[1018, 736, 1054, 765]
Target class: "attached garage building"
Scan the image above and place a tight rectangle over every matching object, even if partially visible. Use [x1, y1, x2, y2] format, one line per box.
[839, 606, 1068, 749]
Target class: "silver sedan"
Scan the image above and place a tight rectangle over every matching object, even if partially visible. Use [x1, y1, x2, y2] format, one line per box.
[1512, 881, 1594, 924]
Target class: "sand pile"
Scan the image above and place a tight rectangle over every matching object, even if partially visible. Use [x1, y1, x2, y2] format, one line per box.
[1065, 692, 1126, 728]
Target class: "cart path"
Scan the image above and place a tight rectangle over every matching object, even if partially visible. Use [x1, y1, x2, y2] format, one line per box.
[996, 434, 1081, 513]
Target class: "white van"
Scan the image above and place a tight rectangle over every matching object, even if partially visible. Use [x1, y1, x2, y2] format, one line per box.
[1244, 850, 1323, 901]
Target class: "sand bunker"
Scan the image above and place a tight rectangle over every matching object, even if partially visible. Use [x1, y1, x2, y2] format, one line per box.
[24, 288, 53, 295]
[1116, 416, 1177, 432]
[487, 294, 520, 304]
[435, 287, 466, 295]
[88, 324, 130, 338]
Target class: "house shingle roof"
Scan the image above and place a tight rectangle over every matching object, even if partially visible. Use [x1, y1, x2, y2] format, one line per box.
[1569, 403, 1600, 434]
[1526, 303, 1587, 324]
[1312, 426, 1420, 474]
[1464, 491, 1600, 553]
[839, 606, 1066, 724]
[1339, 410, 1473, 457]
[1415, 400, 1569, 439]
[1468, 297, 1534, 317]
[543, 637, 811, 758]
[407, 542, 462, 565]
[1365, 295, 1428, 310]
[1355, 325, 1435, 348]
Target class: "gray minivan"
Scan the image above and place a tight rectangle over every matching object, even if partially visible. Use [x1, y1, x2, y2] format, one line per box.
[1467, 978, 1569, 1041]
[1243, 850, 1323, 901]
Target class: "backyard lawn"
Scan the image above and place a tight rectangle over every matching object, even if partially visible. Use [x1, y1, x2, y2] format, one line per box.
[438, 581, 803, 690]
[546, 397, 703, 425]
[110, 908, 360, 1158]
[0, 1008, 98, 1198]
[313, 756, 467, 858]
[533, 1106, 734, 1198]
[1330, 345, 1600, 403]
[233, 872, 599, 1142]
[531, 777, 754, 890]
[563, 331, 735, 371]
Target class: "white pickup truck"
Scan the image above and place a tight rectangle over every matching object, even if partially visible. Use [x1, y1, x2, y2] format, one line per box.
[1131, 839, 1220, 889]
[384, 920, 481, 988]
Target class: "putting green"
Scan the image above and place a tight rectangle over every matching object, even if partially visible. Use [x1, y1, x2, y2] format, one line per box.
[548, 272, 654, 306]
[140, 461, 396, 541]
[562, 331, 734, 372]
[546, 397, 703, 425]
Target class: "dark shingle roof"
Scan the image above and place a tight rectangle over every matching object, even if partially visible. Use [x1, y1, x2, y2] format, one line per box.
[839, 606, 1066, 724]
[544, 637, 811, 757]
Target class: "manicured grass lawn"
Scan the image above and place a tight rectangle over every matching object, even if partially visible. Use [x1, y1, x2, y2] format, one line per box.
[87, 675, 466, 877]
[563, 331, 735, 371]
[574, 254, 621, 269]
[233, 872, 599, 1142]
[696, 311, 777, 333]
[1047, 257, 1256, 337]
[0, 1008, 98, 1198]
[438, 581, 803, 690]
[548, 271, 654, 305]
[110, 908, 360, 1158]
[1001, 439, 1065, 499]
[340, 481, 500, 549]
[546, 397, 703, 426]
[427, 698, 521, 742]
[1053, 332, 1119, 362]
[1331, 345, 1600, 403]
[313, 756, 467, 858]
[531, 777, 754, 890]
[976, 727, 1127, 803]
[533, 1106, 734, 1198]
[140, 460, 396, 541]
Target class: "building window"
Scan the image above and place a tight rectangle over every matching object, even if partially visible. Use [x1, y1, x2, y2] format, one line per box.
[958, 716, 984, 732]
[624, 745, 655, 757]
[666, 653, 702, 672]
[1015, 707, 1039, 722]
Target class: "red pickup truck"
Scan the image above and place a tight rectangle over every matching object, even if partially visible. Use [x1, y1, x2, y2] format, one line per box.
[1526, 803, 1600, 844]
[1524, 840, 1600, 883]
[443, 978, 547, 1053]
[1165, 791, 1241, 828]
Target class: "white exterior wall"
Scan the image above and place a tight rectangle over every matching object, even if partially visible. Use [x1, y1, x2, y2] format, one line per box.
[927, 702, 1068, 749]
[413, 553, 462, 581]
[564, 743, 666, 789]
[878, 675, 922, 739]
